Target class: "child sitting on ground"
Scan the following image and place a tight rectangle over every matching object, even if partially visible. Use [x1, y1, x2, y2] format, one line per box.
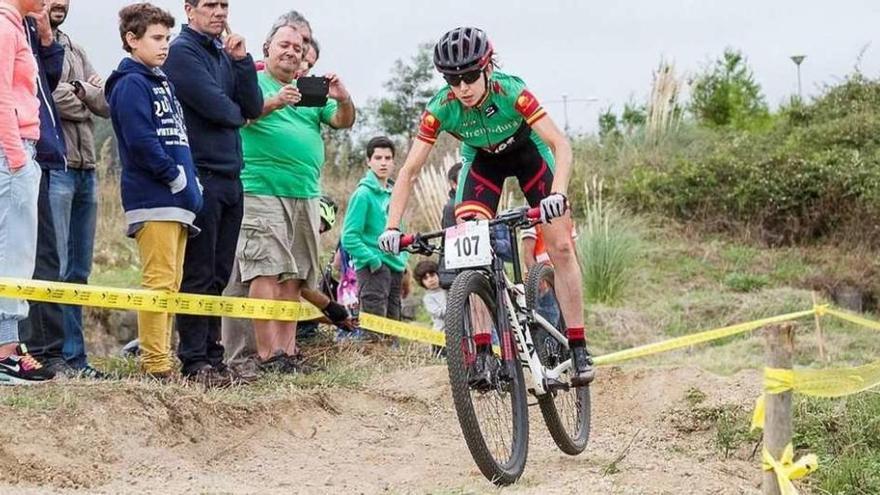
[414, 260, 446, 357]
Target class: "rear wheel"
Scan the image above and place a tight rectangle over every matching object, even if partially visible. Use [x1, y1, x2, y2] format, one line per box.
[445, 270, 529, 485]
[526, 262, 591, 455]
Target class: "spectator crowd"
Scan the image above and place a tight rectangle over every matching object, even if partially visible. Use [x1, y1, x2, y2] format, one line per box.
[0, 0, 567, 390]
[0, 0, 422, 387]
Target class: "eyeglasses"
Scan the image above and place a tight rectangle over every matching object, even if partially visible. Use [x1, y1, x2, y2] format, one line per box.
[443, 70, 483, 86]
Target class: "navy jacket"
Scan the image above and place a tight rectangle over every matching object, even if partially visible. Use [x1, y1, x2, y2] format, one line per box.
[24, 17, 66, 170]
[163, 25, 263, 177]
[106, 59, 203, 235]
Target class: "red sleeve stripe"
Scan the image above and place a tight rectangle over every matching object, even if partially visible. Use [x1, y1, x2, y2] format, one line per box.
[514, 90, 542, 120]
[526, 108, 547, 126]
[416, 133, 438, 145]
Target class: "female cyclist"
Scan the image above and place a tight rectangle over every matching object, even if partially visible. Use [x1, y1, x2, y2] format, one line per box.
[378, 26, 594, 387]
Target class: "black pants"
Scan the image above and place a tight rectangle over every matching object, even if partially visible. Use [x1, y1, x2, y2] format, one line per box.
[19, 169, 64, 361]
[176, 170, 243, 375]
[356, 265, 403, 320]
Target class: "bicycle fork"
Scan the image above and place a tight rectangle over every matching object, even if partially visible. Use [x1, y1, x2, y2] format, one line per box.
[490, 257, 552, 396]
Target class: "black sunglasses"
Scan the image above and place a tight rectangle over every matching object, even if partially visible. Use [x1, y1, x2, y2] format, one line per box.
[444, 70, 483, 86]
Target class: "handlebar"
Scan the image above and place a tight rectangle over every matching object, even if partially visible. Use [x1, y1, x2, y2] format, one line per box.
[400, 234, 416, 249]
[399, 206, 543, 253]
[526, 207, 541, 221]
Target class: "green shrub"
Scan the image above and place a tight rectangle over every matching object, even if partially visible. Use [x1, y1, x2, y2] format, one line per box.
[595, 73, 880, 245]
[576, 179, 642, 304]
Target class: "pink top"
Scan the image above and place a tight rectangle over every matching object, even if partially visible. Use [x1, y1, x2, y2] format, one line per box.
[0, 3, 40, 169]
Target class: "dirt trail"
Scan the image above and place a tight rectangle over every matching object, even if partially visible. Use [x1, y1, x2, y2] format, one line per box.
[0, 365, 766, 494]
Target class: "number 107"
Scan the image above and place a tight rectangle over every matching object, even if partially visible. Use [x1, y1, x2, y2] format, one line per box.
[453, 235, 481, 257]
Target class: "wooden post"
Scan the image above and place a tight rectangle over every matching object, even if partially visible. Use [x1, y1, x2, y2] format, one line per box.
[763, 323, 795, 495]
[811, 292, 827, 362]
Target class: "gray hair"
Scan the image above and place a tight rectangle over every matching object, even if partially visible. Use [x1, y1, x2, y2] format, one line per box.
[310, 37, 320, 61]
[265, 10, 312, 46]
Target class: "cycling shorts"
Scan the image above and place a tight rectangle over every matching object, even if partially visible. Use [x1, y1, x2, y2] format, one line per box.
[454, 139, 554, 221]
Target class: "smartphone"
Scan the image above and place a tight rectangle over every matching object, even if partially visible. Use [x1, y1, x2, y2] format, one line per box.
[296, 76, 330, 107]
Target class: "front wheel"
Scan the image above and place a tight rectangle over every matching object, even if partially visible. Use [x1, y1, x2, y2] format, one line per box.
[445, 270, 529, 485]
[526, 262, 591, 455]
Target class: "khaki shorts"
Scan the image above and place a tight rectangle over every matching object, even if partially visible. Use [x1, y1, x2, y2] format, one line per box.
[236, 194, 320, 287]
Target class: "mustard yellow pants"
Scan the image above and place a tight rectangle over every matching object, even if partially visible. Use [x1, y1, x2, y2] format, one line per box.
[135, 221, 187, 374]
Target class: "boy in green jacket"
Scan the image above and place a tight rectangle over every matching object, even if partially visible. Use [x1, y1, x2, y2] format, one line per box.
[341, 137, 408, 327]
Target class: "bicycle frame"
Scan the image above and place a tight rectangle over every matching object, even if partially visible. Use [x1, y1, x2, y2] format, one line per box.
[487, 221, 571, 398]
[403, 207, 573, 397]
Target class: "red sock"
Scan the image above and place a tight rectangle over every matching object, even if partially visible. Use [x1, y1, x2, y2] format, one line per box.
[567, 327, 585, 343]
[473, 333, 492, 346]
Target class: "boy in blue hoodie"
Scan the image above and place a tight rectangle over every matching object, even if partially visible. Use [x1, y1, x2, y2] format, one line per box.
[105, 3, 202, 380]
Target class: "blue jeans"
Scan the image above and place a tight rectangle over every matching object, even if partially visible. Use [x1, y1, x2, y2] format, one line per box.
[0, 142, 41, 346]
[49, 169, 97, 368]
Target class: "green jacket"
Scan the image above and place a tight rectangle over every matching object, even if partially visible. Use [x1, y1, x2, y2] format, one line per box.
[341, 171, 408, 273]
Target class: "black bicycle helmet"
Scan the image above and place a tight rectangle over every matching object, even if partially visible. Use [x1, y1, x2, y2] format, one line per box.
[433, 27, 493, 75]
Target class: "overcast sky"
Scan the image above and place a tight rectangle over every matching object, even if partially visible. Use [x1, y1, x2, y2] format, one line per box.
[59, 0, 880, 133]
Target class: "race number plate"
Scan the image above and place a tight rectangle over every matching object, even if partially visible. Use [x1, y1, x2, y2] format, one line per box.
[444, 221, 492, 270]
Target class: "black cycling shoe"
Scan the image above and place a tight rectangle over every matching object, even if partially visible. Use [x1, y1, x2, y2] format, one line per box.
[570, 345, 596, 387]
[468, 350, 499, 391]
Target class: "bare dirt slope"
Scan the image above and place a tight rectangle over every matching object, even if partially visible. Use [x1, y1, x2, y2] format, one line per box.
[0, 365, 767, 494]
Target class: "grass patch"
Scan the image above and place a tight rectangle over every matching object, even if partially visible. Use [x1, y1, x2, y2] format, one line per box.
[723, 272, 769, 292]
[795, 393, 880, 494]
[578, 178, 643, 305]
[720, 244, 760, 269]
[91, 265, 141, 289]
[0, 392, 63, 409]
[684, 387, 708, 407]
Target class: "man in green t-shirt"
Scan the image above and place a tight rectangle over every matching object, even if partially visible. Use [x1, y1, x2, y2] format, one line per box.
[236, 23, 355, 372]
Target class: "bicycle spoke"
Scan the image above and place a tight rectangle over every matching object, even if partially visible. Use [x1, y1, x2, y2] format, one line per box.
[464, 292, 516, 466]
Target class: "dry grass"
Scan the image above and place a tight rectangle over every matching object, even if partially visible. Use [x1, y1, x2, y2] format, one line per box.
[646, 59, 684, 143]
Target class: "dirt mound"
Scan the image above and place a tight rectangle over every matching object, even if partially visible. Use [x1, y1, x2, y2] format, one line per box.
[0, 365, 767, 494]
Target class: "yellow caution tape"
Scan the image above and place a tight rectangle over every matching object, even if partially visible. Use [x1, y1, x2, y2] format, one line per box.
[762, 444, 818, 495]
[823, 306, 880, 332]
[0, 278, 446, 347]
[360, 313, 446, 347]
[752, 359, 880, 430]
[0, 277, 876, 366]
[592, 309, 816, 366]
[0, 277, 323, 321]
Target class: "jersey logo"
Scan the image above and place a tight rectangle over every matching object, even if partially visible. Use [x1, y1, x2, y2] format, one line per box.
[485, 103, 498, 119]
[416, 111, 441, 144]
[420, 112, 440, 132]
[515, 89, 547, 125]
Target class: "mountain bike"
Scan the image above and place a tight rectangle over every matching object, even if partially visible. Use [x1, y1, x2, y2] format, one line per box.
[401, 206, 591, 485]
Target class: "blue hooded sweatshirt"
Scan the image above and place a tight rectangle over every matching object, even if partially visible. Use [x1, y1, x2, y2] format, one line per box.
[24, 17, 66, 170]
[106, 58, 203, 236]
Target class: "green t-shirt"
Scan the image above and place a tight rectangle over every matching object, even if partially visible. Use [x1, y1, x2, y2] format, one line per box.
[240, 72, 338, 198]
[416, 71, 553, 166]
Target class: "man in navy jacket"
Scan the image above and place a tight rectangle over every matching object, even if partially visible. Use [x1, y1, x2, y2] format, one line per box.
[162, 0, 262, 381]
[18, 9, 68, 375]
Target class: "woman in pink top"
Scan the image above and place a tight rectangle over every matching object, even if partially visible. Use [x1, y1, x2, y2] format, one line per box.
[0, 0, 55, 385]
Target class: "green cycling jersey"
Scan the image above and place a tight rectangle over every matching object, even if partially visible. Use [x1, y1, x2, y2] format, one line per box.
[416, 71, 554, 166]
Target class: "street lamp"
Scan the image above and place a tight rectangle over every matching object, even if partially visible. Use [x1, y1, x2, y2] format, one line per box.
[790, 55, 806, 101]
[545, 95, 600, 134]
